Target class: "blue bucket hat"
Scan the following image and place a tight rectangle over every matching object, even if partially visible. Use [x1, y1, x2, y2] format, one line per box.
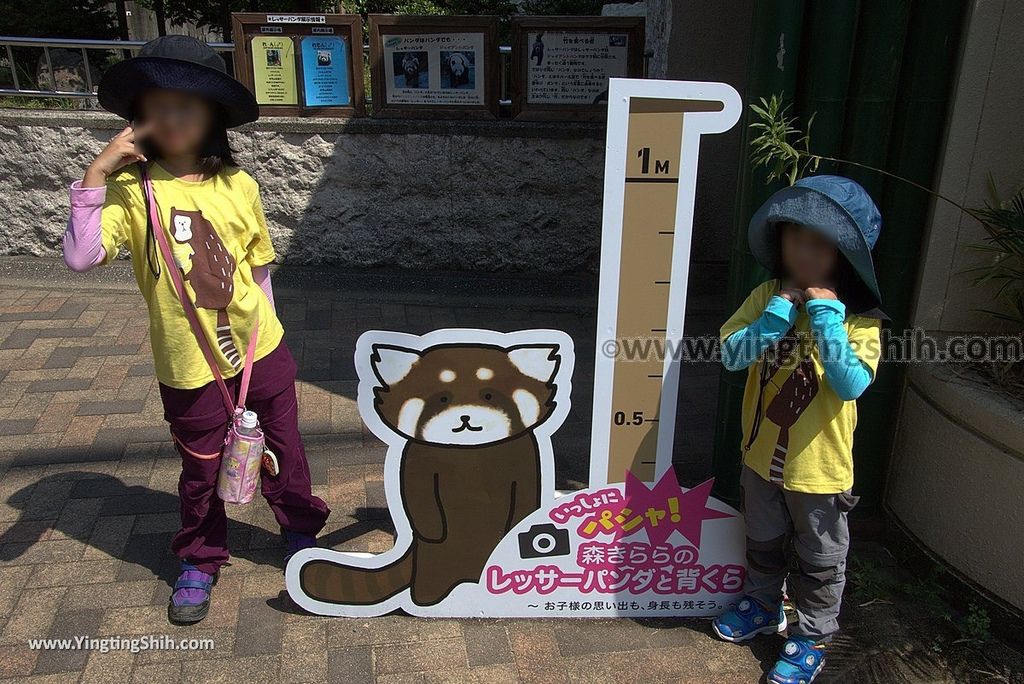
[748, 175, 882, 309]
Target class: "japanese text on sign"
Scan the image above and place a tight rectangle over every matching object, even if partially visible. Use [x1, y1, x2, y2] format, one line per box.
[527, 31, 629, 105]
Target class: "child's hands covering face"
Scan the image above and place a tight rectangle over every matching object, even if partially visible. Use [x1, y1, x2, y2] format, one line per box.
[804, 287, 838, 301]
[778, 288, 807, 307]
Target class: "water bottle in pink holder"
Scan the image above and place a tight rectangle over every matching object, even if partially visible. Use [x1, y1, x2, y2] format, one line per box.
[217, 410, 266, 504]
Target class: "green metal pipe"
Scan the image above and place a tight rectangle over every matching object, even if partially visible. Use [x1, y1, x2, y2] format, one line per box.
[711, 0, 806, 504]
[827, 0, 910, 509]
[795, 0, 859, 175]
[852, 0, 968, 509]
[840, 0, 911, 198]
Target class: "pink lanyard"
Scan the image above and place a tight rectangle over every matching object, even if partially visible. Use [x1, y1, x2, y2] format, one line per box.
[140, 164, 258, 415]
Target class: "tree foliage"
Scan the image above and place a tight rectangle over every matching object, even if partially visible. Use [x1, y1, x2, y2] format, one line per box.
[1, 0, 118, 38]
[136, 1, 339, 39]
[518, 0, 605, 15]
[345, 0, 518, 18]
[340, 0, 607, 19]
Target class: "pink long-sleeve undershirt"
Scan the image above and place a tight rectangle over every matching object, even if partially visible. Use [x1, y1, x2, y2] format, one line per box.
[64, 181, 108, 272]
[252, 264, 276, 311]
[64, 182, 277, 310]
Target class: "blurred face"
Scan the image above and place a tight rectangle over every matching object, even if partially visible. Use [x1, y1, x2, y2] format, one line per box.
[136, 89, 213, 157]
[779, 222, 838, 288]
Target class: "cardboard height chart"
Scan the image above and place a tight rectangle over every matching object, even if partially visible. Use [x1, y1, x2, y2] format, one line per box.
[511, 16, 646, 122]
[286, 79, 746, 619]
[231, 13, 365, 117]
[369, 15, 500, 119]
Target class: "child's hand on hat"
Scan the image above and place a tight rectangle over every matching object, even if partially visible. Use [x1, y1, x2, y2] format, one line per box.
[84, 123, 151, 187]
[805, 287, 838, 301]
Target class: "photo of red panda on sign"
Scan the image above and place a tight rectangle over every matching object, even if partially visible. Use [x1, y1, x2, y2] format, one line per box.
[286, 328, 574, 616]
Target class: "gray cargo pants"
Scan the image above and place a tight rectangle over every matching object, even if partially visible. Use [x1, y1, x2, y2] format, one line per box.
[740, 465, 858, 640]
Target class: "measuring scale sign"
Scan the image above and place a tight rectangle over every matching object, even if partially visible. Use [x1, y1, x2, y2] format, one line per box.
[287, 79, 748, 619]
[590, 79, 742, 486]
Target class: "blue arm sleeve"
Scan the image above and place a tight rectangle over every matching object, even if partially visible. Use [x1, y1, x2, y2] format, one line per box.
[807, 299, 873, 401]
[721, 296, 798, 371]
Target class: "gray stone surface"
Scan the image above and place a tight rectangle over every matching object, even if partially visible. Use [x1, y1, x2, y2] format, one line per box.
[0, 109, 606, 274]
[603, 0, 673, 79]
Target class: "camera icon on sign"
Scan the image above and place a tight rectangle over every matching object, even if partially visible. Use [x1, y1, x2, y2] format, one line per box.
[518, 523, 570, 559]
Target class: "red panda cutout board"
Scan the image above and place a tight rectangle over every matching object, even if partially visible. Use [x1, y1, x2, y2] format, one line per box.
[287, 79, 748, 618]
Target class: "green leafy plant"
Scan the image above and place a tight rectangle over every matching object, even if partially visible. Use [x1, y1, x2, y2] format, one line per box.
[903, 569, 951, 621]
[961, 184, 1024, 392]
[748, 94, 973, 213]
[958, 602, 992, 644]
[748, 95, 818, 186]
[847, 557, 898, 604]
[965, 184, 1024, 330]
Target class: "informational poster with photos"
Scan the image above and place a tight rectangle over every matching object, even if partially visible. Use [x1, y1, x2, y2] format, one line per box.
[382, 32, 485, 106]
[527, 32, 629, 105]
[299, 35, 351, 106]
[251, 36, 298, 105]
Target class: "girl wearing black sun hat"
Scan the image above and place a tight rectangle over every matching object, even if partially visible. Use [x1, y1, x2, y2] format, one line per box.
[63, 35, 330, 625]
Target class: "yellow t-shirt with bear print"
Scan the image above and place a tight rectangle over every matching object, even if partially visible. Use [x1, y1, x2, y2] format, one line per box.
[100, 163, 284, 390]
[721, 280, 881, 494]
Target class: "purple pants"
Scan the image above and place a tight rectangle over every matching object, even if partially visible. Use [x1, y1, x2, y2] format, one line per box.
[159, 342, 330, 574]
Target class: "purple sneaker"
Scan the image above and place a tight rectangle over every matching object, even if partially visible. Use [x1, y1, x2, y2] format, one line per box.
[168, 562, 217, 625]
[282, 529, 317, 561]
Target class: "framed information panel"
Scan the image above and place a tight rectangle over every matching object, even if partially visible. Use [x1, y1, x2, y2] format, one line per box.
[510, 16, 645, 121]
[231, 13, 365, 118]
[368, 15, 500, 119]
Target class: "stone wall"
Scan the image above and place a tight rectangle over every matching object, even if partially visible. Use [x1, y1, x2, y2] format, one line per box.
[887, 0, 1024, 613]
[0, 109, 605, 273]
[666, 0, 753, 271]
[913, 0, 1024, 334]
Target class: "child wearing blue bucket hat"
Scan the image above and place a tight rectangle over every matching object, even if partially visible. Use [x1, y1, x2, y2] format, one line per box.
[712, 175, 883, 683]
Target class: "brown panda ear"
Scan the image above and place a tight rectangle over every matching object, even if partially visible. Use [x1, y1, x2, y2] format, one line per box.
[507, 345, 560, 384]
[371, 345, 421, 387]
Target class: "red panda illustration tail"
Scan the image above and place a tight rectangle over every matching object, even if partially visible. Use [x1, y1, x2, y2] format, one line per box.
[769, 430, 789, 484]
[298, 549, 413, 605]
[215, 309, 242, 370]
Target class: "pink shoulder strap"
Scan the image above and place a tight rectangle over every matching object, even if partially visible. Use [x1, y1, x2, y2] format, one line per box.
[140, 164, 258, 415]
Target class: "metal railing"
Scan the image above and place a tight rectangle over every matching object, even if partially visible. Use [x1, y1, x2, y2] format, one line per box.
[0, 36, 516, 105]
[0, 36, 234, 99]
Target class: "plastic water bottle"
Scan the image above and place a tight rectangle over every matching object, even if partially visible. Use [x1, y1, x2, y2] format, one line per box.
[217, 409, 266, 504]
[238, 410, 260, 437]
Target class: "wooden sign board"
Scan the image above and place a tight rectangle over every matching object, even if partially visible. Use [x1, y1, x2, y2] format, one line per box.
[511, 16, 646, 122]
[231, 13, 365, 118]
[368, 15, 500, 119]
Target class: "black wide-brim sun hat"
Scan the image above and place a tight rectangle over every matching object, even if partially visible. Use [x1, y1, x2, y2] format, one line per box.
[98, 35, 258, 128]
[748, 174, 883, 312]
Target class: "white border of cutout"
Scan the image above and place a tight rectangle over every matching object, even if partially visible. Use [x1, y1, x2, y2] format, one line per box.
[286, 328, 574, 617]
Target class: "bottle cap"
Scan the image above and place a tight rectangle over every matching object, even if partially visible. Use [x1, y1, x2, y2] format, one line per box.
[240, 410, 258, 429]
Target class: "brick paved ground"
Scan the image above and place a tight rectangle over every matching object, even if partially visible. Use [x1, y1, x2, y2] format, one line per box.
[0, 259, 1021, 684]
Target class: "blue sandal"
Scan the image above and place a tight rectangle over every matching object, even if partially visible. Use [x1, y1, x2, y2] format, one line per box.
[769, 636, 826, 684]
[167, 562, 217, 625]
[712, 595, 787, 642]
